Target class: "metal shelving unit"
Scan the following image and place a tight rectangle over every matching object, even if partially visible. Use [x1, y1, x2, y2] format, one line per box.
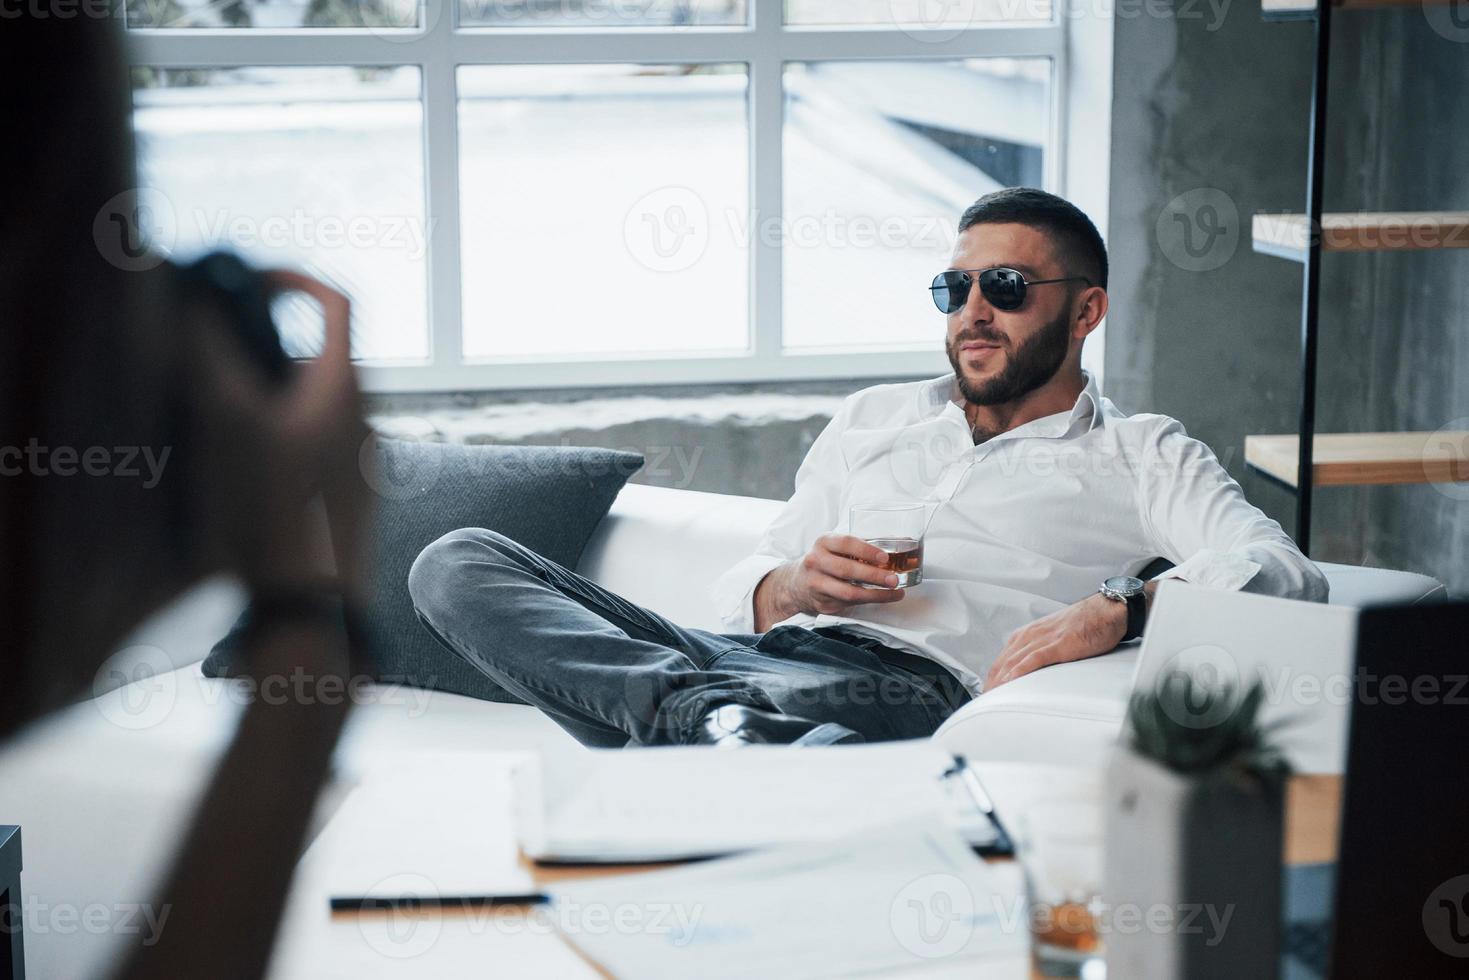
[1247, 0, 1469, 555]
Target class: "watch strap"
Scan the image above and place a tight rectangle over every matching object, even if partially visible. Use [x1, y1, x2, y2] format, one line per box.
[1121, 591, 1147, 642]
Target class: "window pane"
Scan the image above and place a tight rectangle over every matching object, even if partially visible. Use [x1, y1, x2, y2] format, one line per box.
[783, 59, 1050, 350]
[785, 0, 1051, 26]
[126, 0, 418, 29]
[458, 65, 749, 359]
[132, 67, 430, 361]
[459, 0, 745, 28]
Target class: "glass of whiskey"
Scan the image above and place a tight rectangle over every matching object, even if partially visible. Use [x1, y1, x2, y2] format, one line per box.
[850, 503, 925, 588]
[1016, 800, 1107, 978]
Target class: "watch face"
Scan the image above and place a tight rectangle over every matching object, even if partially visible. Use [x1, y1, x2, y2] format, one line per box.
[1103, 576, 1145, 595]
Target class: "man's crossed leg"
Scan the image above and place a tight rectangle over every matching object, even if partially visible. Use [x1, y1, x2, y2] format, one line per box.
[407, 528, 970, 748]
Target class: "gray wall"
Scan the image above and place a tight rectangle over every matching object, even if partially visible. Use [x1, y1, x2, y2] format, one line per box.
[1105, 4, 1467, 596]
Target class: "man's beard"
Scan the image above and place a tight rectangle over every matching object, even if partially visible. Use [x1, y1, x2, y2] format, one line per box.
[946, 308, 1071, 407]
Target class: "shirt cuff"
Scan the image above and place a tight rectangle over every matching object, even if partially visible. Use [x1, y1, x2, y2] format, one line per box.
[1152, 549, 1262, 592]
[710, 554, 788, 633]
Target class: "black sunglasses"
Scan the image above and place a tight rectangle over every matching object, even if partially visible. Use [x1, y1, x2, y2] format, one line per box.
[929, 267, 1093, 314]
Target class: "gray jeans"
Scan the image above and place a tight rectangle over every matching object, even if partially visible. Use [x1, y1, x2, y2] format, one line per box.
[407, 528, 971, 747]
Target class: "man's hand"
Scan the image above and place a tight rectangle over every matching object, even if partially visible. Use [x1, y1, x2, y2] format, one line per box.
[753, 534, 906, 632]
[984, 591, 1131, 691]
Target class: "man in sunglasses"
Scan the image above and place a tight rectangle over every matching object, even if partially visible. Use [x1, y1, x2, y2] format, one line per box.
[411, 187, 1326, 748]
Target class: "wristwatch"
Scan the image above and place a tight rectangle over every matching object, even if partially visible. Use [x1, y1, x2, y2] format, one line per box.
[1099, 575, 1147, 642]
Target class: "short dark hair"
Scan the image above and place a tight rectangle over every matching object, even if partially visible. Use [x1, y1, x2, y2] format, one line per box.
[957, 188, 1107, 290]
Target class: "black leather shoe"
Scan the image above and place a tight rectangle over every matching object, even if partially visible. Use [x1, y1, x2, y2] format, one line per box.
[690, 704, 864, 748]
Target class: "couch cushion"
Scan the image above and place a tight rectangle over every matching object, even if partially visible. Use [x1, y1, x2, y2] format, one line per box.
[205, 440, 643, 704]
[933, 650, 1138, 769]
[933, 561, 1451, 771]
[579, 484, 782, 631]
[1316, 561, 1447, 607]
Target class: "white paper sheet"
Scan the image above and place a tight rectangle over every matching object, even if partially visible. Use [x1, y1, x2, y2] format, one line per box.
[548, 815, 1029, 979]
[321, 753, 537, 897]
[514, 740, 966, 862]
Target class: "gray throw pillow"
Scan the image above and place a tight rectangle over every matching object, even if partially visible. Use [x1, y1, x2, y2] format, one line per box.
[203, 439, 644, 704]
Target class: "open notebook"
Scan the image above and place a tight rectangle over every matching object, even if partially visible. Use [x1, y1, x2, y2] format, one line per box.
[513, 739, 1008, 864]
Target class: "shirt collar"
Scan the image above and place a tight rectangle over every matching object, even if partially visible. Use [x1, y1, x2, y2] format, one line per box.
[924, 371, 1104, 436]
[1069, 372, 1104, 433]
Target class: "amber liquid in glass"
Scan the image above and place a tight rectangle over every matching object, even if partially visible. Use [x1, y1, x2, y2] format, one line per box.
[1032, 901, 1102, 955]
[862, 536, 923, 587]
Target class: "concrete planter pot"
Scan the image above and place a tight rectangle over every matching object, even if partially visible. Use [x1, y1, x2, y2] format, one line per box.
[1102, 747, 1284, 980]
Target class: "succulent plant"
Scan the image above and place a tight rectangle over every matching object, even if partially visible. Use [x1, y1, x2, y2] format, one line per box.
[1125, 670, 1291, 779]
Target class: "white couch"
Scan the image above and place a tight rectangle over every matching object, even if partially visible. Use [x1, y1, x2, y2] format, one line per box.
[0, 484, 1447, 977]
[578, 485, 1445, 766]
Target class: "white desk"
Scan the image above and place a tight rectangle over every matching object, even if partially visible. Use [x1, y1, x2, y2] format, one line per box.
[264, 755, 1338, 979]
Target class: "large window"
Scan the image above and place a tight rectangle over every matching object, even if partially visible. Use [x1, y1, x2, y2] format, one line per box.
[125, 0, 1078, 391]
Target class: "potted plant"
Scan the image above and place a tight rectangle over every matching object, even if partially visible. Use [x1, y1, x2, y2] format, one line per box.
[1103, 671, 1290, 980]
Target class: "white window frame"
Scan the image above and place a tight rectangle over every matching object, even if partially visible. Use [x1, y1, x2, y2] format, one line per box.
[127, 0, 1111, 393]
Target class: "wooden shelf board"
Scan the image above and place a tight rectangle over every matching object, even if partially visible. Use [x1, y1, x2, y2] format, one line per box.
[1246, 432, 1469, 488]
[1251, 211, 1469, 261]
[1264, 0, 1450, 16]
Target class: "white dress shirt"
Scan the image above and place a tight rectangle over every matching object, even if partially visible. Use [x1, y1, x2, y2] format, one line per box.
[711, 373, 1328, 695]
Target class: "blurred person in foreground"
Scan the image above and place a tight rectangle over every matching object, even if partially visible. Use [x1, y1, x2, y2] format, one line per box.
[0, 18, 371, 980]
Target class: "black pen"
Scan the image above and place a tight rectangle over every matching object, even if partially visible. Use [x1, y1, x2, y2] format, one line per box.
[947, 754, 1015, 856]
[330, 893, 549, 911]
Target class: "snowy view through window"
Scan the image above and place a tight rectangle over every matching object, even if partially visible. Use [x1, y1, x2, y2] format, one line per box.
[129, 0, 1051, 364]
